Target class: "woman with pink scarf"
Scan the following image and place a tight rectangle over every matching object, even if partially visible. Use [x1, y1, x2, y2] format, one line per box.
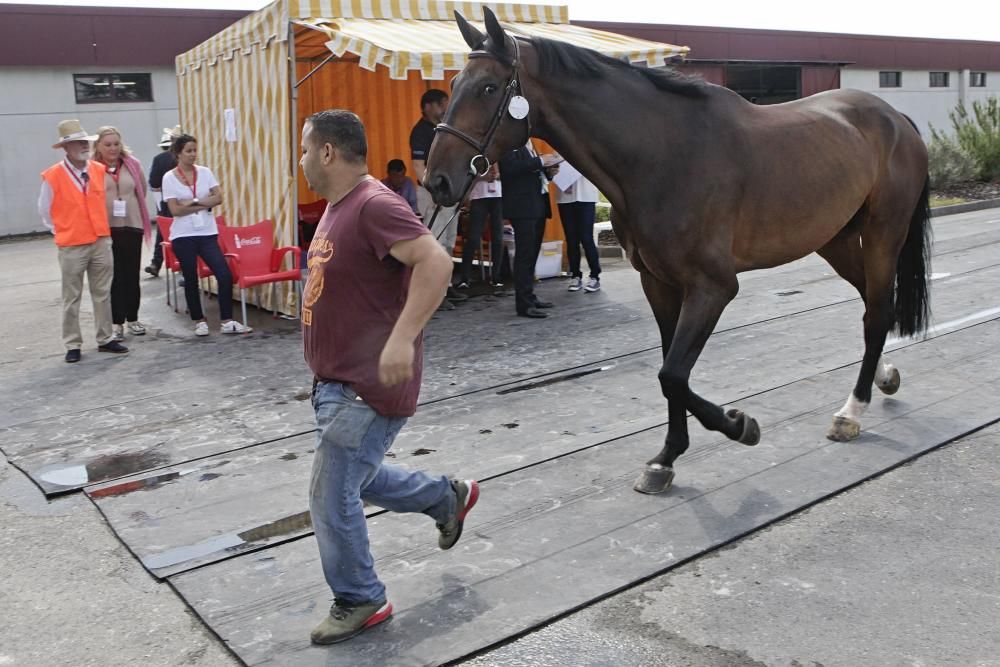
[93, 126, 152, 340]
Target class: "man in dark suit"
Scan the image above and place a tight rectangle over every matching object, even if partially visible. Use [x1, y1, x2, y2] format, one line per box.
[499, 141, 560, 318]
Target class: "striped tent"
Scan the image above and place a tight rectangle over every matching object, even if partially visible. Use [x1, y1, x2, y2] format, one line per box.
[175, 0, 688, 314]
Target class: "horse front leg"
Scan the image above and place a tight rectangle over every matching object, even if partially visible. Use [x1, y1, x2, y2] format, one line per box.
[633, 272, 683, 494]
[635, 278, 756, 494]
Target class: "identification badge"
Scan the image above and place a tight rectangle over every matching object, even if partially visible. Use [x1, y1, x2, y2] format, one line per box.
[112, 199, 127, 217]
[508, 95, 530, 120]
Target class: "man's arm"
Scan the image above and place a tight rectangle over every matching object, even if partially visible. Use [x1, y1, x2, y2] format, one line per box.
[377, 234, 452, 386]
[499, 148, 543, 177]
[411, 159, 427, 184]
[37, 181, 54, 233]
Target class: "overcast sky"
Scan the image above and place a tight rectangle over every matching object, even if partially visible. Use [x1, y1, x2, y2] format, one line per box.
[7, 0, 1000, 42]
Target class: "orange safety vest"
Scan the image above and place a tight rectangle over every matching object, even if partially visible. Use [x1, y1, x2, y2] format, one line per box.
[41, 160, 110, 247]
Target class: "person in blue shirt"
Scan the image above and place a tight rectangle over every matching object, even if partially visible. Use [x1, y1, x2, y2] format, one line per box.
[381, 159, 419, 216]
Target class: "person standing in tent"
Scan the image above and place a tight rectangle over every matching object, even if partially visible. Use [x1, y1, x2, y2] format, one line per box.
[299, 109, 479, 645]
[162, 133, 252, 336]
[145, 125, 181, 278]
[557, 170, 602, 293]
[410, 88, 466, 309]
[38, 119, 129, 362]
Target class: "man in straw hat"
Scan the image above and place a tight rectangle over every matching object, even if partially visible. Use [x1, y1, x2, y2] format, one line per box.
[145, 124, 181, 277]
[38, 119, 129, 362]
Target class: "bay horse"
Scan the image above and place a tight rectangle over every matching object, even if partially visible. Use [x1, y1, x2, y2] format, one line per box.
[426, 9, 931, 494]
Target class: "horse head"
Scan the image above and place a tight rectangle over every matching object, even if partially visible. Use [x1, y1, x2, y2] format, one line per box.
[425, 8, 533, 206]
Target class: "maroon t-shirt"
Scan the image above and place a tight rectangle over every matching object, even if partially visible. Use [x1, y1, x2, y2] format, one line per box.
[303, 177, 431, 417]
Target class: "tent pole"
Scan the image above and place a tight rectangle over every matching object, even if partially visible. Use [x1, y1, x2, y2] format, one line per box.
[289, 21, 302, 314]
[294, 52, 335, 89]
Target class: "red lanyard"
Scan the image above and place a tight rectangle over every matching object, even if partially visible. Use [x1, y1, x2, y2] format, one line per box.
[175, 166, 198, 199]
[106, 159, 123, 198]
[64, 160, 88, 192]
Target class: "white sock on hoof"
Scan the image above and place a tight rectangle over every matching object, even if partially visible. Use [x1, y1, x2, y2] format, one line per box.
[835, 394, 869, 422]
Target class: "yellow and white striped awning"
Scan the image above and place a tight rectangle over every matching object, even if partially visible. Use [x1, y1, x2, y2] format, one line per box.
[297, 17, 688, 80]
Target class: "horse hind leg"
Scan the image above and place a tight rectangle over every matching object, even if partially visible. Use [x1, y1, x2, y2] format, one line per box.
[825, 210, 915, 441]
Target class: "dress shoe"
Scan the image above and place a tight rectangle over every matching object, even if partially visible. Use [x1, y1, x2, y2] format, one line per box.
[98, 340, 129, 354]
[532, 300, 554, 309]
[144, 264, 160, 278]
[65, 349, 81, 363]
[446, 286, 468, 301]
[517, 308, 548, 318]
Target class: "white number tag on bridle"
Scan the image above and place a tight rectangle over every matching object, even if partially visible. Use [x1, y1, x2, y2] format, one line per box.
[508, 95, 530, 120]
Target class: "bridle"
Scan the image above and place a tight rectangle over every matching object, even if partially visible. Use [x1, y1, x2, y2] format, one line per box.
[425, 38, 529, 237]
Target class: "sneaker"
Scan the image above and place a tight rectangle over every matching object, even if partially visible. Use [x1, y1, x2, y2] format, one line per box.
[144, 264, 160, 278]
[438, 479, 480, 550]
[491, 281, 504, 288]
[456, 281, 470, 289]
[220, 320, 253, 334]
[584, 277, 601, 292]
[446, 286, 468, 301]
[65, 349, 81, 363]
[127, 321, 146, 336]
[112, 324, 125, 341]
[194, 321, 210, 337]
[568, 277, 583, 291]
[437, 299, 456, 311]
[310, 599, 393, 645]
[98, 340, 128, 354]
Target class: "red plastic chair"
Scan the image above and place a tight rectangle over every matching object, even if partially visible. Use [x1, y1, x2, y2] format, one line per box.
[218, 220, 303, 326]
[156, 216, 219, 313]
[297, 199, 327, 252]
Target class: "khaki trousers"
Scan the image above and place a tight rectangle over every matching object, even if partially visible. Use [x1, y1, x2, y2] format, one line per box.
[417, 184, 458, 254]
[57, 237, 114, 349]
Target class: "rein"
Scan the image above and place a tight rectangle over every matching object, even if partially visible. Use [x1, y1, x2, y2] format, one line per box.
[426, 38, 529, 237]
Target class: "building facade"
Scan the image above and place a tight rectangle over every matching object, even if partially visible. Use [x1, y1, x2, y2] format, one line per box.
[0, 4, 246, 237]
[581, 21, 1000, 140]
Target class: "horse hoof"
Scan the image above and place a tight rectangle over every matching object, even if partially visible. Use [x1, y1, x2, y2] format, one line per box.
[634, 464, 675, 494]
[877, 366, 901, 395]
[827, 416, 861, 441]
[726, 408, 761, 446]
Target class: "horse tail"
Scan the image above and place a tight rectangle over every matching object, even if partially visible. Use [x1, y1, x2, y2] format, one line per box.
[893, 176, 932, 337]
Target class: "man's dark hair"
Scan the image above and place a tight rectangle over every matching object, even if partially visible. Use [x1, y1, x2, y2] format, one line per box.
[306, 110, 367, 164]
[171, 133, 197, 157]
[386, 159, 406, 174]
[420, 89, 448, 110]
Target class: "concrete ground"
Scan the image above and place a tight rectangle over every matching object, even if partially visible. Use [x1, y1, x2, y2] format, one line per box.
[2, 213, 999, 666]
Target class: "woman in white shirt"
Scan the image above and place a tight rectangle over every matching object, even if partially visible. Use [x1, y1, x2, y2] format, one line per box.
[556, 169, 602, 293]
[458, 163, 505, 289]
[162, 134, 251, 336]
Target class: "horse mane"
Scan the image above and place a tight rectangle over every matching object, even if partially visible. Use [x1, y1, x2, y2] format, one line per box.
[526, 36, 709, 98]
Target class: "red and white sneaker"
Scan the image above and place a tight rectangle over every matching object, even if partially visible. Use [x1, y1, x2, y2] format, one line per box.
[310, 599, 393, 645]
[438, 479, 480, 550]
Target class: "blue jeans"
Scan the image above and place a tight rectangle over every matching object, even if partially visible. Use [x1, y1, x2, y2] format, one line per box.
[558, 202, 601, 279]
[310, 381, 454, 605]
[170, 234, 233, 321]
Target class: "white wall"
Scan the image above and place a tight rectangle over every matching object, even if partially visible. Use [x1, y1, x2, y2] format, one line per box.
[0, 65, 180, 237]
[840, 68, 1000, 140]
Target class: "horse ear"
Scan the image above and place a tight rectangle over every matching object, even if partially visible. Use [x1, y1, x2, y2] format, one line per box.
[454, 11, 485, 50]
[483, 7, 510, 57]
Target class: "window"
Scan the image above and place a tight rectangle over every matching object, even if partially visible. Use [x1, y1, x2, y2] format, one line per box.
[73, 73, 153, 103]
[970, 71, 987, 87]
[929, 72, 950, 87]
[879, 71, 901, 88]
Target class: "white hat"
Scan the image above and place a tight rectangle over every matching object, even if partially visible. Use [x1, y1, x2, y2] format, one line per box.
[158, 125, 182, 148]
[52, 119, 97, 149]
